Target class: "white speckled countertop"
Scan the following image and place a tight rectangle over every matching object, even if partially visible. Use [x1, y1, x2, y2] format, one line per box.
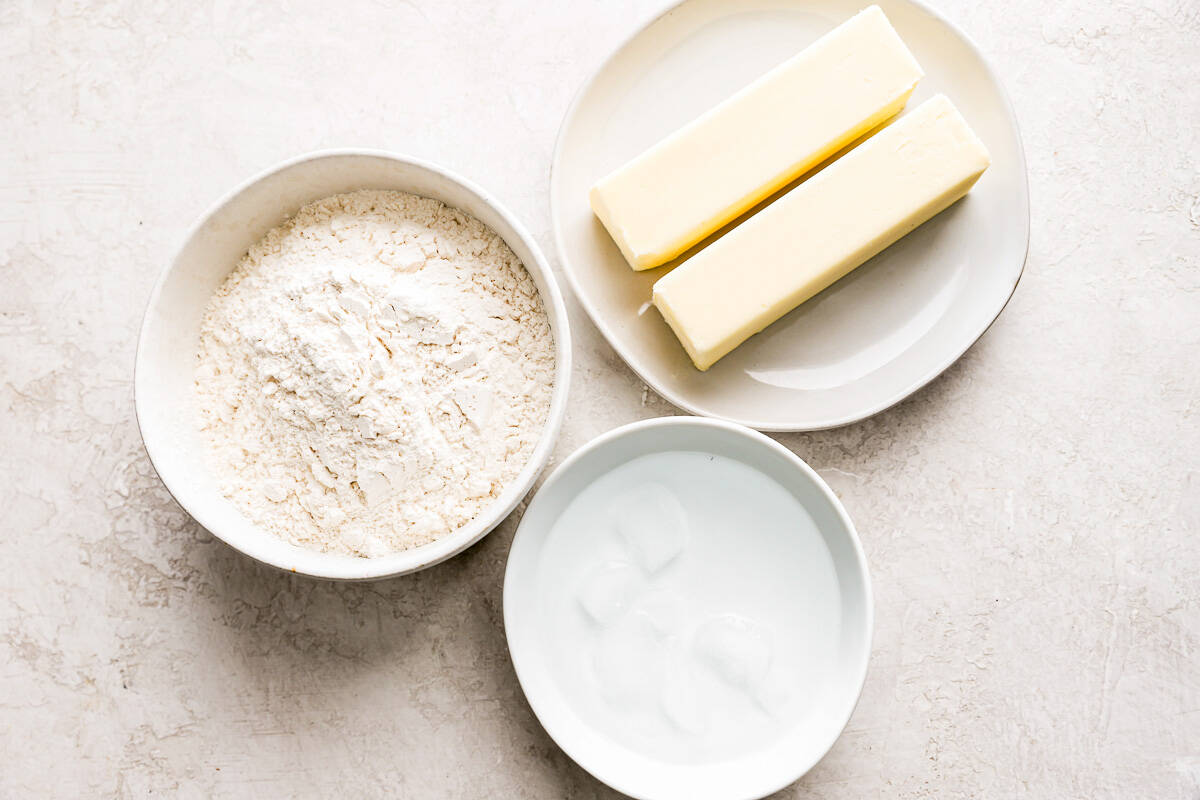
[2, 0, 1198, 796]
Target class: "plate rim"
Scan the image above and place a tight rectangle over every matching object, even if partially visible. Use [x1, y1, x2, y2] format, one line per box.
[548, 0, 1031, 432]
[502, 415, 874, 800]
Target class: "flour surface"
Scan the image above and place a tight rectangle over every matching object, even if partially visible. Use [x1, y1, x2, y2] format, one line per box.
[195, 190, 555, 557]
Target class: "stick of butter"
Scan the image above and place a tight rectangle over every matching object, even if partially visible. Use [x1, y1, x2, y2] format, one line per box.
[590, 5, 923, 271]
[652, 94, 991, 371]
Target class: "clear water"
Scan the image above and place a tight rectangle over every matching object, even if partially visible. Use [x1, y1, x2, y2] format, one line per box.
[536, 450, 842, 764]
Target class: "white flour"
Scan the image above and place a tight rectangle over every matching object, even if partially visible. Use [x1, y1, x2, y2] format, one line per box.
[194, 190, 555, 557]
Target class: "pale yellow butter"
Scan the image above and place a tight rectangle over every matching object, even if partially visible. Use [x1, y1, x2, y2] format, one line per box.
[589, 5, 924, 271]
[652, 94, 991, 371]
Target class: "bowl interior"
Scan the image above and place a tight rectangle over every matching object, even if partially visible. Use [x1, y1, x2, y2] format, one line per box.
[135, 152, 569, 579]
[504, 418, 871, 800]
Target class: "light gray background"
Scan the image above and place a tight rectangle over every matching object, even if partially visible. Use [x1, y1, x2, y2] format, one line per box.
[2, 0, 1197, 797]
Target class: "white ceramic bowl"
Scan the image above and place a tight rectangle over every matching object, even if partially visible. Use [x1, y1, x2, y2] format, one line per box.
[504, 417, 872, 800]
[135, 150, 571, 580]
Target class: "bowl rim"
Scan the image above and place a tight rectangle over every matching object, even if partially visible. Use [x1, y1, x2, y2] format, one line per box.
[502, 415, 873, 800]
[134, 148, 572, 580]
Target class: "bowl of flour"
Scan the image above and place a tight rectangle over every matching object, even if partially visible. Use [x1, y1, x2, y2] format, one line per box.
[135, 150, 571, 579]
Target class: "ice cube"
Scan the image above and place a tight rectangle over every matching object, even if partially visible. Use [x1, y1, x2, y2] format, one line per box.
[692, 613, 772, 691]
[577, 560, 643, 626]
[613, 483, 688, 574]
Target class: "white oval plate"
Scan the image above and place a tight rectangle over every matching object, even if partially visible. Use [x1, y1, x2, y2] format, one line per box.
[550, 0, 1029, 431]
[504, 417, 871, 800]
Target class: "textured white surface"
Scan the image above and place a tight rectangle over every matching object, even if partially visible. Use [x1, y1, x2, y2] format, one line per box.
[196, 189, 554, 557]
[0, 0, 1197, 797]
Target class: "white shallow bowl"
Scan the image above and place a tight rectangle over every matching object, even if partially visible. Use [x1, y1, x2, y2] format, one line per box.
[550, 0, 1030, 431]
[504, 417, 872, 800]
[135, 150, 571, 580]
